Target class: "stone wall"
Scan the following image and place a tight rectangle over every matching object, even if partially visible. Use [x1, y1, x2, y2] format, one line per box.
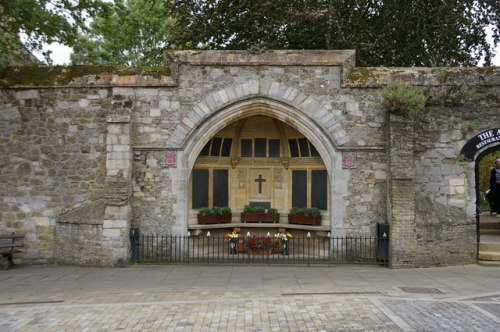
[0, 51, 499, 267]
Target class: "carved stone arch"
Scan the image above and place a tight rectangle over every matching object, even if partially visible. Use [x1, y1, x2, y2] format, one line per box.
[183, 97, 340, 175]
[167, 80, 350, 152]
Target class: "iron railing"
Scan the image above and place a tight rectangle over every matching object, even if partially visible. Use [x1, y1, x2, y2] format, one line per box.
[130, 234, 389, 266]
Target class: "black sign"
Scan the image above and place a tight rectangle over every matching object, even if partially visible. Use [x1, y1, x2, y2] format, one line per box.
[460, 128, 500, 161]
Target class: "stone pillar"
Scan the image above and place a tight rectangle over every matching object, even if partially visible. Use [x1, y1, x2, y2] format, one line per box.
[387, 114, 416, 268]
[102, 115, 132, 266]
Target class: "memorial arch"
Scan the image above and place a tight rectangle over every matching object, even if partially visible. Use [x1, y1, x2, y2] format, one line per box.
[183, 97, 342, 233]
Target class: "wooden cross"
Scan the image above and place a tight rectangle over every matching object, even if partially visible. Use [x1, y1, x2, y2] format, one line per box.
[254, 174, 266, 194]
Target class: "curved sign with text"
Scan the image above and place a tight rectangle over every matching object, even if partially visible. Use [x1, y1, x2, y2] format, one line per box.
[460, 128, 500, 161]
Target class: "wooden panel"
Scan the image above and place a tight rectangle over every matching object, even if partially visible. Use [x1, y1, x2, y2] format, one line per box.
[213, 169, 228, 207]
[192, 169, 208, 208]
[292, 170, 307, 208]
[311, 170, 327, 210]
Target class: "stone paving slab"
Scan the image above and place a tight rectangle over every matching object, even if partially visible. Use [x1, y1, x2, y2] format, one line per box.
[2, 264, 500, 331]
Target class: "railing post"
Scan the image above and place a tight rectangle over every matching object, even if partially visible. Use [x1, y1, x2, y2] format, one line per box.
[129, 228, 140, 263]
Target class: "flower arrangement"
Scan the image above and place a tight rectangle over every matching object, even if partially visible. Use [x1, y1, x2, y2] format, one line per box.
[226, 231, 240, 243]
[274, 232, 293, 243]
[245, 236, 274, 251]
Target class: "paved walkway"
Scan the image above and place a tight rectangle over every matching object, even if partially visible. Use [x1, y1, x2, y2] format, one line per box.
[2, 264, 500, 331]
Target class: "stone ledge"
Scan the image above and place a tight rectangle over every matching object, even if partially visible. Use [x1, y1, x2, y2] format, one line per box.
[187, 222, 331, 232]
[169, 50, 356, 67]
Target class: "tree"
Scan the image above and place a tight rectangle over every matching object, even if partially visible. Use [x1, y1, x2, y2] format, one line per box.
[0, 0, 110, 68]
[71, 0, 174, 66]
[170, 0, 500, 67]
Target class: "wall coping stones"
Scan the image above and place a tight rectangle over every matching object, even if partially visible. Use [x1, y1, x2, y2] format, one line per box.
[0, 65, 175, 88]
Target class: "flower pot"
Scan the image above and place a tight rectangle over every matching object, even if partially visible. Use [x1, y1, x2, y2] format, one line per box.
[241, 212, 279, 223]
[197, 214, 232, 224]
[288, 214, 321, 226]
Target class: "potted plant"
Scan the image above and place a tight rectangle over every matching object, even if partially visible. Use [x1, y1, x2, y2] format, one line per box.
[197, 206, 232, 224]
[240, 205, 280, 223]
[288, 207, 322, 226]
[274, 232, 293, 255]
[226, 231, 241, 254]
[245, 236, 275, 255]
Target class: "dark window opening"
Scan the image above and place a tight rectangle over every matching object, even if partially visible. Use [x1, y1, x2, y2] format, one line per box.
[200, 141, 211, 156]
[192, 169, 208, 208]
[221, 138, 232, 157]
[241, 139, 252, 157]
[292, 170, 307, 208]
[288, 139, 299, 157]
[210, 137, 222, 156]
[311, 170, 327, 210]
[298, 138, 310, 157]
[254, 138, 267, 157]
[213, 169, 228, 207]
[269, 139, 280, 157]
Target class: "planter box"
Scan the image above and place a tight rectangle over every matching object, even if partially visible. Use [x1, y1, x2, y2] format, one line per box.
[288, 214, 322, 226]
[241, 213, 279, 223]
[247, 249, 273, 256]
[197, 214, 232, 224]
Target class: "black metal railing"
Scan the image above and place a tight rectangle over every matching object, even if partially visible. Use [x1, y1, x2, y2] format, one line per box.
[130, 234, 389, 266]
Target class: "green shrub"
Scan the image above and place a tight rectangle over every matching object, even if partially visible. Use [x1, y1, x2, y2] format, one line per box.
[198, 206, 231, 216]
[243, 205, 277, 213]
[288, 207, 321, 217]
[377, 80, 427, 119]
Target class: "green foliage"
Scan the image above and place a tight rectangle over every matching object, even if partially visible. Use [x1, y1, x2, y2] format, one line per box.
[243, 205, 277, 213]
[288, 207, 321, 217]
[0, 0, 111, 68]
[198, 206, 231, 216]
[427, 86, 474, 107]
[71, 0, 174, 66]
[377, 81, 427, 119]
[479, 151, 500, 198]
[170, 0, 499, 67]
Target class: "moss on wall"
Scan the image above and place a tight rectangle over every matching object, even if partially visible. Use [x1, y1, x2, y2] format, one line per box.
[0, 65, 171, 87]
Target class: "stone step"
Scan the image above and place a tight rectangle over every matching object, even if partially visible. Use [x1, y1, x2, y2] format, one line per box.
[480, 230, 500, 235]
[478, 251, 500, 261]
[479, 242, 500, 251]
[480, 222, 500, 230]
[478, 260, 500, 267]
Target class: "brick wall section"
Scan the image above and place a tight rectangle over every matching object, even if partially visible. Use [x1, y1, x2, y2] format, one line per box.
[387, 115, 417, 267]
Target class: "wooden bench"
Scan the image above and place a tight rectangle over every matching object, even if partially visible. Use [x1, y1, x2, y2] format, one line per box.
[0, 233, 25, 269]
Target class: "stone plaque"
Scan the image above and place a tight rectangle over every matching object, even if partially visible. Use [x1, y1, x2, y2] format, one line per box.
[164, 151, 177, 167]
[342, 152, 357, 169]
